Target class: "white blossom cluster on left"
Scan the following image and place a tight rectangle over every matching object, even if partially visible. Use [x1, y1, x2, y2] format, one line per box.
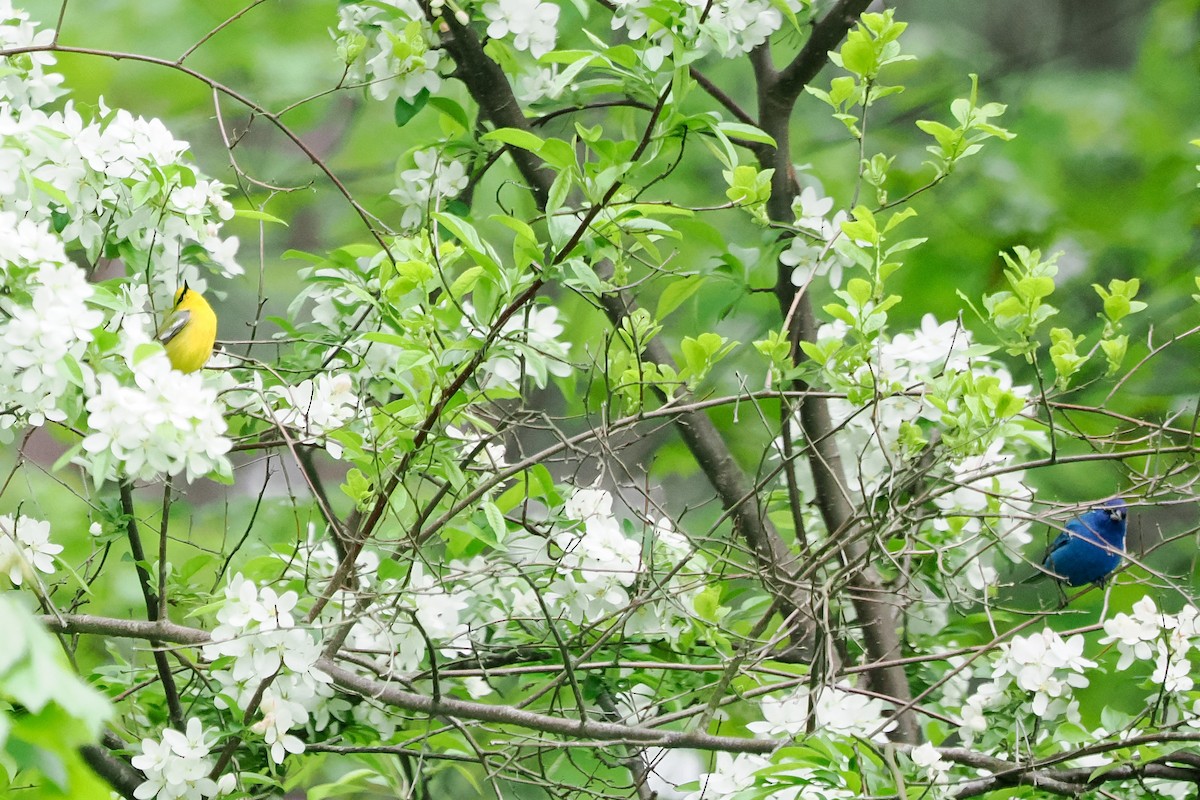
[0, 2, 238, 483]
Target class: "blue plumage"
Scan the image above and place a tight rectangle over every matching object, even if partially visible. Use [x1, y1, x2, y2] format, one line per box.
[1036, 498, 1128, 587]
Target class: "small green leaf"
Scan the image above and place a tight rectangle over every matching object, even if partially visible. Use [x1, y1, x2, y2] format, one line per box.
[715, 122, 776, 146]
[482, 127, 546, 154]
[394, 88, 430, 127]
[234, 208, 288, 226]
[428, 96, 471, 132]
[656, 276, 703, 319]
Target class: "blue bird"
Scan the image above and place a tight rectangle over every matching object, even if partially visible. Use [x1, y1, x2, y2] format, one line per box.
[1028, 498, 1128, 587]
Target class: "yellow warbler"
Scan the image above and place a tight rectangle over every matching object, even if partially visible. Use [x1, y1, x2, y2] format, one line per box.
[157, 282, 217, 373]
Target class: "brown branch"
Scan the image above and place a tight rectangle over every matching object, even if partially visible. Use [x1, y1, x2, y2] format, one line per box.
[773, 0, 875, 104]
[80, 740, 144, 800]
[427, 0, 811, 631]
[435, 8, 555, 207]
[119, 482, 185, 732]
[42, 612, 1200, 796]
[750, 0, 918, 742]
[39, 613, 777, 754]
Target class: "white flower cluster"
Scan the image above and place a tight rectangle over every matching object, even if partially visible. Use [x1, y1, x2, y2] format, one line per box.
[747, 680, 895, 742]
[960, 627, 1093, 742]
[391, 148, 469, 230]
[0, 513, 62, 586]
[478, 303, 573, 391]
[610, 0, 805, 68]
[515, 65, 568, 104]
[549, 484, 648, 623]
[910, 742, 954, 786]
[0, 4, 242, 483]
[0, 3, 243, 277]
[335, 1, 444, 103]
[280, 531, 481, 737]
[783, 186, 852, 290]
[1, 100, 241, 283]
[0, 213, 103, 438]
[80, 351, 233, 484]
[533, 486, 703, 639]
[283, 491, 704, 735]
[1102, 597, 1200, 694]
[683, 751, 855, 800]
[267, 373, 361, 458]
[0, 1, 63, 108]
[446, 424, 508, 470]
[202, 575, 332, 764]
[343, 562, 473, 675]
[782, 314, 1038, 606]
[131, 718, 233, 800]
[483, 0, 560, 58]
[926, 441, 1035, 594]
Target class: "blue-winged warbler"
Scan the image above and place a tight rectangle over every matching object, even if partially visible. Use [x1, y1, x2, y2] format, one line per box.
[157, 282, 217, 373]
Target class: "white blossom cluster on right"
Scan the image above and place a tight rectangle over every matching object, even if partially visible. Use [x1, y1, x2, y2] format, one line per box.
[779, 312, 1040, 611]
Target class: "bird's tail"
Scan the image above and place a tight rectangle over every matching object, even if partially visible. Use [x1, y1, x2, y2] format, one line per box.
[1021, 564, 1060, 584]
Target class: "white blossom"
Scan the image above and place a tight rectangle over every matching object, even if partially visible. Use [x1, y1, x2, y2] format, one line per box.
[515, 66, 567, 103]
[390, 148, 468, 229]
[1152, 648, 1194, 693]
[0, 513, 62, 586]
[911, 742, 953, 775]
[446, 425, 508, 470]
[479, 303, 573, 390]
[0, 2, 64, 108]
[747, 681, 896, 742]
[335, 2, 445, 103]
[0, 216, 102, 435]
[202, 575, 332, 765]
[683, 752, 772, 799]
[131, 718, 231, 800]
[79, 350, 233, 484]
[555, 486, 643, 585]
[977, 628, 1094, 720]
[342, 562, 473, 673]
[267, 373, 361, 458]
[1101, 596, 1167, 670]
[483, 0, 560, 58]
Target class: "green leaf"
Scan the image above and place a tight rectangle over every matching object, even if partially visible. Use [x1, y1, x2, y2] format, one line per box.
[1100, 334, 1128, 375]
[482, 501, 508, 545]
[656, 276, 703, 319]
[394, 88, 429, 127]
[539, 137, 576, 170]
[715, 122, 776, 146]
[428, 95, 471, 132]
[482, 127, 546, 154]
[845, 277, 872, 307]
[233, 208, 288, 226]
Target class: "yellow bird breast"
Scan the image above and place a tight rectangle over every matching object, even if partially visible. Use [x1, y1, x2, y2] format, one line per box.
[159, 284, 218, 373]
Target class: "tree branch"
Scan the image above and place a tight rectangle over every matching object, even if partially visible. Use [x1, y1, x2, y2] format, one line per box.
[119, 483, 185, 732]
[774, 0, 875, 104]
[750, 0, 919, 742]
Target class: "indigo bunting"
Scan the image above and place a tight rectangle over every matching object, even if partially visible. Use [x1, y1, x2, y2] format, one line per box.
[1028, 498, 1128, 587]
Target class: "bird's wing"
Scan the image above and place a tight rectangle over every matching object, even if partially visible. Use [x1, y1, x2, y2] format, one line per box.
[1022, 529, 1072, 583]
[1044, 529, 1072, 558]
[157, 309, 191, 346]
